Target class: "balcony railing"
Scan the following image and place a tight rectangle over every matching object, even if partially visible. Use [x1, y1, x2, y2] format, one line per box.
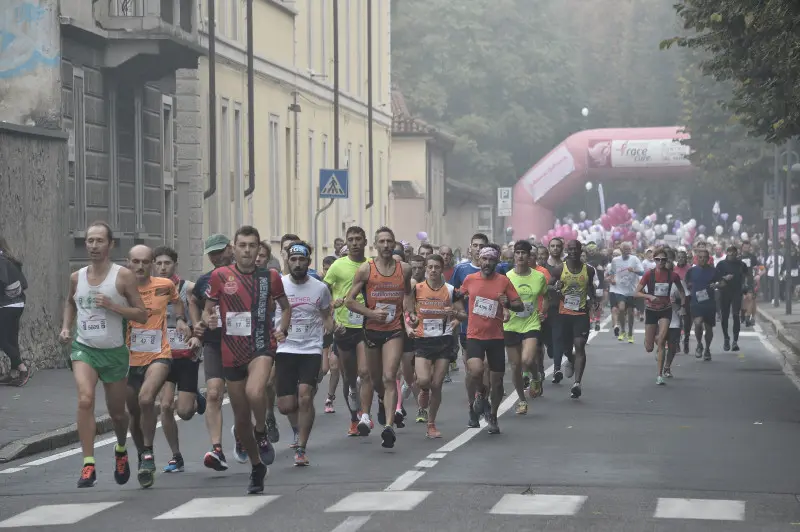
[107, 0, 194, 32]
[111, 0, 140, 17]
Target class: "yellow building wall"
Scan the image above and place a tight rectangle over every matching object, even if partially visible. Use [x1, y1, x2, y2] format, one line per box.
[198, 0, 392, 270]
[390, 138, 427, 189]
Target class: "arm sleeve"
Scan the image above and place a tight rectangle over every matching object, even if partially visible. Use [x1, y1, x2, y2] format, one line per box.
[270, 270, 286, 299]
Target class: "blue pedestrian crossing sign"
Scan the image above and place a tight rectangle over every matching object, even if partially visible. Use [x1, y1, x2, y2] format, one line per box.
[319, 169, 349, 199]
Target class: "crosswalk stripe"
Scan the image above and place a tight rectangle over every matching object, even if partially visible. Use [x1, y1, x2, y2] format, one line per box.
[325, 491, 431, 512]
[654, 498, 745, 521]
[489, 494, 587, 516]
[154, 496, 280, 520]
[0, 502, 122, 528]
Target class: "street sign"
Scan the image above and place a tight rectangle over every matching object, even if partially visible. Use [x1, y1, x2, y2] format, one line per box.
[477, 204, 493, 233]
[497, 187, 512, 217]
[319, 169, 349, 199]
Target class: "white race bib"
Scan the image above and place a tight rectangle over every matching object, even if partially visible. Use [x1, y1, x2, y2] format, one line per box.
[564, 294, 581, 311]
[375, 302, 396, 323]
[422, 319, 444, 337]
[289, 321, 311, 335]
[472, 296, 498, 318]
[595, 288, 604, 297]
[347, 309, 363, 325]
[130, 328, 162, 353]
[167, 327, 189, 350]
[742, 258, 751, 267]
[654, 282, 669, 297]
[226, 312, 252, 336]
[696, 289, 709, 302]
[79, 315, 108, 338]
[516, 302, 534, 318]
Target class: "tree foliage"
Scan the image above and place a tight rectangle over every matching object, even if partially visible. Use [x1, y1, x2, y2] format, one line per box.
[663, 0, 800, 144]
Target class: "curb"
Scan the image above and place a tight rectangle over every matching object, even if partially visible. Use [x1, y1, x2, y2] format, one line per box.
[0, 387, 210, 464]
[756, 306, 800, 356]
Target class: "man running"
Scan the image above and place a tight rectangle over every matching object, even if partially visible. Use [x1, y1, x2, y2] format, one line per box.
[153, 246, 205, 474]
[191, 234, 233, 471]
[204, 225, 286, 494]
[125, 245, 190, 487]
[59, 222, 147, 488]
[406, 254, 465, 438]
[323, 226, 369, 436]
[321, 255, 339, 414]
[274, 242, 335, 465]
[505, 240, 548, 414]
[460, 244, 524, 433]
[685, 248, 719, 360]
[673, 249, 692, 354]
[550, 240, 599, 398]
[715, 245, 747, 351]
[739, 240, 759, 326]
[346, 227, 413, 448]
[607, 242, 644, 343]
[542, 237, 573, 382]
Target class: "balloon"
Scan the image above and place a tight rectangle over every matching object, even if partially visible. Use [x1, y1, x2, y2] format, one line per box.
[585, 182, 593, 191]
[736, 214, 743, 223]
[732, 221, 741, 232]
[699, 225, 706, 233]
[721, 213, 729, 222]
[715, 225, 723, 235]
[613, 231, 621, 240]
[712, 201, 720, 215]
[417, 231, 428, 240]
[741, 232, 749, 240]
[650, 213, 658, 222]
[699, 234, 707, 241]
[601, 215, 611, 229]
[579, 210, 587, 220]
[792, 233, 799, 245]
[707, 236, 716, 245]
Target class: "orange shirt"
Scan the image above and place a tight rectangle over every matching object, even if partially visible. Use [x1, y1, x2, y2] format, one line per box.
[414, 281, 455, 338]
[460, 272, 520, 340]
[127, 277, 179, 366]
[535, 266, 551, 314]
[364, 259, 405, 331]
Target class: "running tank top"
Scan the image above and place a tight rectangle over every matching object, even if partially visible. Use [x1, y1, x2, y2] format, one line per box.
[364, 259, 405, 331]
[74, 263, 128, 349]
[414, 281, 455, 338]
[559, 263, 589, 315]
[166, 280, 192, 357]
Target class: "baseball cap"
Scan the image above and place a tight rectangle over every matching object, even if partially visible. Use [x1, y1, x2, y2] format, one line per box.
[204, 234, 230, 255]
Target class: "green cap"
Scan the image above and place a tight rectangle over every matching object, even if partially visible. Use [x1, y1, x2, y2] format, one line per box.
[204, 234, 230, 255]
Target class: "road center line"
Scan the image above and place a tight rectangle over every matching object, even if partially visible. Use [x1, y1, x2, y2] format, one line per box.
[330, 515, 371, 532]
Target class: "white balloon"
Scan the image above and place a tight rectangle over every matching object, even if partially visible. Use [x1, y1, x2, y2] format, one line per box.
[707, 236, 716, 245]
[698, 234, 707, 241]
[676, 228, 684, 238]
[660, 224, 668, 233]
[715, 225, 723, 235]
[732, 221, 741, 232]
[581, 107, 589, 117]
[792, 233, 799, 244]
[585, 181, 593, 191]
[579, 211, 587, 220]
[741, 232, 748, 240]
[688, 219, 697, 228]
[572, 223, 579, 231]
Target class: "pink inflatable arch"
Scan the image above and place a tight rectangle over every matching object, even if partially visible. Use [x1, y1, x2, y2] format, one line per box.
[510, 126, 694, 239]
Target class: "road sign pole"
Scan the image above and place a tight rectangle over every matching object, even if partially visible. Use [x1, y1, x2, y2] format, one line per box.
[312, 198, 336, 269]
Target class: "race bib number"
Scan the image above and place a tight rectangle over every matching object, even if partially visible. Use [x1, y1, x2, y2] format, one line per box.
[696, 289, 709, 302]
[130, 328, 162, 353]
[742, 258, 751, 267]
[167, 327, 189, 350]
[473, 296, 498, 318]
[564, 294, 581, 311]
[375, 303, 397, 323]
[289, 322, 311, 335]
[422, 319, 444, 337]
[516, 302, 534, 318]
[654, 283, 669, 297]
[595, 288, 604, 297]
[79, 316, 108, 338]
[347, 309, 363, 325]
[226, 312, 252, 336]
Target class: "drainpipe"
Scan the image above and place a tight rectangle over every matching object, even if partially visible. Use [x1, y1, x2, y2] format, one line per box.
[365, 0, 373, 210]
[204, 0, 217, 199]
[244, 0, 255, 198]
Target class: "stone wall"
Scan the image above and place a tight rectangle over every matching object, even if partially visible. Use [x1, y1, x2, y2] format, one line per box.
[0, 123, 69, 371]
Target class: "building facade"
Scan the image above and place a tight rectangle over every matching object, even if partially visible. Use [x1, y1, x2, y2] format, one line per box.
[179, 0, 392, 274]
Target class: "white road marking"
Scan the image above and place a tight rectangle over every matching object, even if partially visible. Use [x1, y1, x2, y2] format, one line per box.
[414, 460, 438, 468]
[384, 470, 425, 492]
[154, 496, 279, 519]
[654, 498, 745, 521]
[489, 494, 587, 516]
[325, 491, 431, 512]
[330, 515, 371, 532]
[601, 329, 759, 337]
[0, 502, 122, 528]
[755, 325, 800, 392]
[426, 452, 447, 459]
[0, 467, 26, 474]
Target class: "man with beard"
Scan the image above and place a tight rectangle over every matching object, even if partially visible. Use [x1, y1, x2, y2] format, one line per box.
[273, 242, 336, 466]
[191, 234, 235, 472]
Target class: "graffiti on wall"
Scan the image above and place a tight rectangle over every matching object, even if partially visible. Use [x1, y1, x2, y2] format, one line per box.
[0, 1, 59, 79]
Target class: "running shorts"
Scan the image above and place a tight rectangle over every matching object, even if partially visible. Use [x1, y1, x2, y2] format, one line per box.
[70, 341, 130, 383]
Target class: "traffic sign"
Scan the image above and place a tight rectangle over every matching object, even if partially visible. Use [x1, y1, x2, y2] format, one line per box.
[319, 169, 348, 199]
[497, 187, 512, 217]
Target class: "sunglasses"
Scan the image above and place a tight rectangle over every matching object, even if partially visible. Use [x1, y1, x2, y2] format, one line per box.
[654, 257, 668, 262]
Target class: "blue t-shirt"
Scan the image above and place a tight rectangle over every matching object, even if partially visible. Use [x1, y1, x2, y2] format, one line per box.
[685, 265, 718, 308]
[450, 261, 509, 334]
[192, 270, 222, 344]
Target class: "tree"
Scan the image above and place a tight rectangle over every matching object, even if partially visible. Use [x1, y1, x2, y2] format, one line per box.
[662, 0, 800, 144]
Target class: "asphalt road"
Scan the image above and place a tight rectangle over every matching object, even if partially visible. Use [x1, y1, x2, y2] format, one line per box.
[2, 321, 800, 531]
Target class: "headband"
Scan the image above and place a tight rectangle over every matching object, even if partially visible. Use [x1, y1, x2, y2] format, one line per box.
[479, 247, 499, 260]
[288, 244, 310, 258]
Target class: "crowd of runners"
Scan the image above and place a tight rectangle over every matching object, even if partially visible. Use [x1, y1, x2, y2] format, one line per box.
[56, 220, 760, 495]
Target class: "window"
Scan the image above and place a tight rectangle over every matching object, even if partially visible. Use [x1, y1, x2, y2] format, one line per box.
[218, 0, 227, 37]
[72, 68, 87, 233]
[269, 115, 280, 236]
[233, 104, 243, 228]
[307, 0, 314, 69]
[377, 0, 382, 101]
[320, 0, 327, 76]
[162, 95, 175, 245]
[345, 0, 351, 92]
[356, 0, 362, 97]
[308, 130, 315, 239]
[220, 99, 230, 236]
[230, 0, 238, 40]
[134, 87, 144, 232]
[321, 134, 329, 245]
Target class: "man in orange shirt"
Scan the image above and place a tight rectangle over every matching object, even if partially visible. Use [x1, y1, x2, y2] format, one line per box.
[125, 245, 190, 489]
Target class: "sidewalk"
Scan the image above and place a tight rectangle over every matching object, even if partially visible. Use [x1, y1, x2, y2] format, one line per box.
[756, 303, 800, 355]
[0, 366, 206, 463]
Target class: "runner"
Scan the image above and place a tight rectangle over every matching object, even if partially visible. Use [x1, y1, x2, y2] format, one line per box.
[321, 255, 339, 414]
[153, 246, 205, 474]
[403, 254, 427, 425]
[274, 242, 336, 465]
[418, 243, 434, 260]
[438, 245, 458, 379]
[346, 227, 414, 447]
[59, 222, 147, 488]
[542, 237, 573, 383]
[406, 254, 465, 437]
[607, 242, 644, 343]
[125, 245, 190, 488]
[550, 240, 598, 398]
[673, 249, 692, 354]
[636, 247, 686, 385]
[190, 233, 233, 472]
[739, 240, 759, 326]
[715, 245, 747, 352]
[685, 248, 720, 360]
[460, 243, 524, 432]
[204, 225, 284, 494]
[504, 240, 547, 414]
[323, 226, 369, 436]
[665, 251, 683, 378]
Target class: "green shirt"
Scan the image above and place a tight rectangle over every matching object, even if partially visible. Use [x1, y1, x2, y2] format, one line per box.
[323, 256, 367, 328]
[504, 268, 547, 333]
